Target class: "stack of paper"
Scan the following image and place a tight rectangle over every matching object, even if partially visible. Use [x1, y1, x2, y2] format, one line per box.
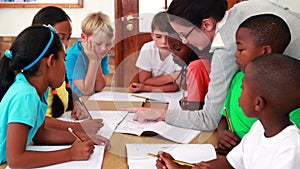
[6, 145, 104, 169]
[126, 144, 217, 169]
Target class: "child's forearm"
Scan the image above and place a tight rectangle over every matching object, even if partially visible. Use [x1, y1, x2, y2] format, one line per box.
[142, 83, 179, 92]
[218, 116, 229, 132]
[7, 147, 71, 168]
[33, 123, 76, 145]
[44, 116, 84, 133]
[196, 156, 233, 169]
[80, 60, 100, 95]
[94, 66, 106, 92]
[141, 74, 177, 86]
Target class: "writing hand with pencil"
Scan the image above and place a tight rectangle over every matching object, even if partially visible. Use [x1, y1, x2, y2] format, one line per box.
[155, 151, 194, 169]
[68, 127, 95, 161]
[215, 116, 240, 155]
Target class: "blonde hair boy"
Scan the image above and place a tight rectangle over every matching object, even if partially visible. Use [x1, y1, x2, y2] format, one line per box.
[66, 11, 114, 96]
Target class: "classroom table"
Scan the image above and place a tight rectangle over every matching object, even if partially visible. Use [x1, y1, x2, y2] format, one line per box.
[84, 87, 218, 169]
[0, 87, 218, 169]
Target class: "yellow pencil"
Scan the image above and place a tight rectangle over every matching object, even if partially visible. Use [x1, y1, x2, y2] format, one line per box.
[148, 153, 195, 167]
[68, 127, 84, 142]
[224, 107, 233, 132]
[131, 94, 157, 101]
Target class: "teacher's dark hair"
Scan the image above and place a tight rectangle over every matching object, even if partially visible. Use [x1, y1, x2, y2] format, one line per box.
[167, 0, 228, 26]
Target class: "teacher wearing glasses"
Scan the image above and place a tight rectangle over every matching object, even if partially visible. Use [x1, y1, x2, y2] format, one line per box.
[133, 0, 300, 131]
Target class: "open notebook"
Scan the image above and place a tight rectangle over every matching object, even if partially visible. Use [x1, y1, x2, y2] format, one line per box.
[57, 110, 128, 139]
[6, 145, 104, 169]
[115, 113, 201, 144]
[126, 144, 217, 169]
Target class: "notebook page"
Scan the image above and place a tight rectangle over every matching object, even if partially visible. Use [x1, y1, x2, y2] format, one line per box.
[89, 91, 145, 102]
[115, 113, 201, 143]
[57, 111, 127, 139]
[126, 144, 216, 169]
[6, 146, 104, 169]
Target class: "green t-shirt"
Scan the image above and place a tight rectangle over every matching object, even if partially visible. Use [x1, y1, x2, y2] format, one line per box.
[221, 71, 300, 139]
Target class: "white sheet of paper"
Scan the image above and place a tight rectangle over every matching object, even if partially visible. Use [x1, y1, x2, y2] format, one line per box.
[137, 91, 182, 102]
[6, 146, 104, 169]
[126, 144, 216, 169]
[89, 91, 145, 102]
[57, 111, 127, 139]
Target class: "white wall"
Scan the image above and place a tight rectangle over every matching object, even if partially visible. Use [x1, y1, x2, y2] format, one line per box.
[0, 0, 114, 37]
[0, 0, 299, 37]
[277, 0, 300, 13]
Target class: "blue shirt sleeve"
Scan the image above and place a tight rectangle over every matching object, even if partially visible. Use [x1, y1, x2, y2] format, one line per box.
[101, 55, 110, 75]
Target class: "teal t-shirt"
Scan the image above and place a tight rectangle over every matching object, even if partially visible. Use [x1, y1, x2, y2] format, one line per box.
[0, 73, 48, 164]
[221, 71, 300, 139]
[65, 41, 110, 97]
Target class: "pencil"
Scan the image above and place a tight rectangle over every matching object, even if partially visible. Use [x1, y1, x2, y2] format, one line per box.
[68, 127, 84, 142]
[131, 94, 157, 101]
[147, 153, 195, 167]
[224, 107, 233, 132]
[79, 97, 93, 119]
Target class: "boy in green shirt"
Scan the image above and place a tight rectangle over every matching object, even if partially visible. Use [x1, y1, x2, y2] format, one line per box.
[216, 14, 300, 155]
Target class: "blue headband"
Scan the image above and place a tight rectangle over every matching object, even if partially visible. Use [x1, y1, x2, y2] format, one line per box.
[22, 26, 55, 71]
[5, 49, 13, 59]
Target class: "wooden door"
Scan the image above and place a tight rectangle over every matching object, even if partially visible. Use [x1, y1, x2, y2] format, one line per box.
[114, 0, 168, 87]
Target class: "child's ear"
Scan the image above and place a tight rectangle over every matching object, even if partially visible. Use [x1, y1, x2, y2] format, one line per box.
[201, 18, 215, 32]
[254, 96, 265, 112]
[81, 32, 88, 41]
[46, 54, 55, 68]
[150, 32, 155, 40]
[263, 45, 272, 54]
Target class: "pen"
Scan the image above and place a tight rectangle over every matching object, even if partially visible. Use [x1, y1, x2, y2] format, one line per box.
[79, 97, 93, 119]
[224, 107, 233, 132]
[68, 127, 84, 142]
[148, 153, 195, 167]
[131, 94, 157, 101]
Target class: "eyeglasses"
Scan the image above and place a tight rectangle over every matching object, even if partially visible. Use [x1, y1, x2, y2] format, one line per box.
[178, 25, 198, 42]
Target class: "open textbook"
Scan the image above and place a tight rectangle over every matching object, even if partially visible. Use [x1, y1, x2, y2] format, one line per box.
[6, 145, 104, 169]
[115, 113, 200, 144]
[57, 110, 127, 139]
[126, 144, 217, 169]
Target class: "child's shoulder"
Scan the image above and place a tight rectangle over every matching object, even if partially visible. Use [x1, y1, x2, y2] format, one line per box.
[232, 71, 244, 83]
[141, 40, 156, 49]
[67, 41, 82, 54]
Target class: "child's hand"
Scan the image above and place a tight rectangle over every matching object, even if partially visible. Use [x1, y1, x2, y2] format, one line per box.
[129, 83, 144, 92]
[69, 140, 94, 161]
[156, 151, 190, 169]
[80, 119, 103, 134]
[216, 129, 240, 155]
[88, 134, 111, 150]
[83, 40, 104, 62]
[71, 100, 89, 120]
